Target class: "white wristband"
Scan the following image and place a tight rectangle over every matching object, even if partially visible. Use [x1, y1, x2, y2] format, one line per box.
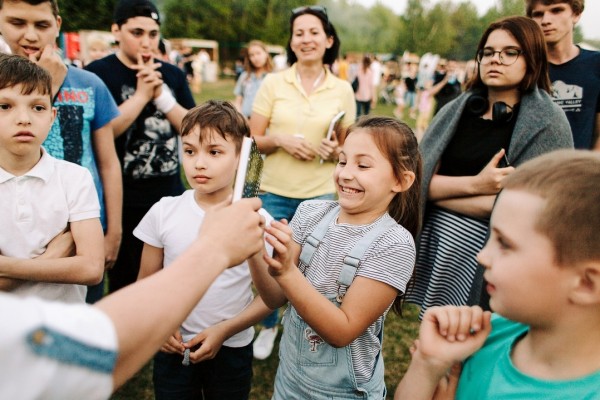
[153, 84, 177, 114]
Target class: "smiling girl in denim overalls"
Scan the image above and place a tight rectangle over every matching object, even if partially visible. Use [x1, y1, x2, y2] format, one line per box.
[250, 116, 422, 399]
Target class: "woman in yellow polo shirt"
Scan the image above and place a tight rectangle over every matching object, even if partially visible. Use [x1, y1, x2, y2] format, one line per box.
[249, 5, 356, 360]
[250, 5, 356, 219]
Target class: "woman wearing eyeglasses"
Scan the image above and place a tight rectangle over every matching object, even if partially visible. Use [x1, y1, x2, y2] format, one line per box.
[249, 6, 356, 363]
[407, 16, 573, 317]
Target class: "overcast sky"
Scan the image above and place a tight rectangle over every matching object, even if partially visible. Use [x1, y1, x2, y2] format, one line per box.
[353, 0, 600, 41]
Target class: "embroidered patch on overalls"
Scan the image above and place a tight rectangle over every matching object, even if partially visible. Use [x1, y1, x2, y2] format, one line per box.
[304, 328, 324, 352]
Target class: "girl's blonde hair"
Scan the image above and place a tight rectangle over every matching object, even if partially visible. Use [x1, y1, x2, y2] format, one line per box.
[244, 40, 273, 77]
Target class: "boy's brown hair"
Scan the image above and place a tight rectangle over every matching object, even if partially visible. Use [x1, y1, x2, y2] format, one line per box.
[0, 53, 52, 99]
[180, 100, 249, 153]
[525, 0, 585, 17]
[0, 0, 59, 17]
[502, 149, 600, 266]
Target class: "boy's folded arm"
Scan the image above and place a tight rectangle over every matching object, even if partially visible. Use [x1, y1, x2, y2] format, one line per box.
[434, 195, 496, 219]
[0, 219, 104, 285]
[0, 277, 24, 291]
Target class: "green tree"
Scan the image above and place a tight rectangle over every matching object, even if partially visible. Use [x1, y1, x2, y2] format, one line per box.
[58, 0, 115, 32]
[398, 0, 430, 54]
[367, 4, 403, 54]
[481, 0, 524, 28]
[424, 1, 458, 56]
[162, 0, 308, 61]
[447, 2, 483, 60]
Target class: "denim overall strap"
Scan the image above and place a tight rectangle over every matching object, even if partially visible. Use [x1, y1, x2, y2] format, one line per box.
[273, 210, 395, 398]
[299, 205, 340, 267]
[337, 217, 398, 288]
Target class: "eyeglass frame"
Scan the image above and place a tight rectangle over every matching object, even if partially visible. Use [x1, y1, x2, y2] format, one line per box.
[476, 48, 524, 66]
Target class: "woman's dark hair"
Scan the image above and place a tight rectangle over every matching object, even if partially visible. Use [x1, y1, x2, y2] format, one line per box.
[361, 55, 372, 73]
[467, 16, 551, 93]
[286, 7, 340, 66]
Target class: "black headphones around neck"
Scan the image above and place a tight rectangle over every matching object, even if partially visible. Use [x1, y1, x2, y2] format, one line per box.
[466, 91, 514, 123]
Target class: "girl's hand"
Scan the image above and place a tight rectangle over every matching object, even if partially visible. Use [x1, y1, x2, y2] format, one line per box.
[184, 324, 228, 363]
[276, 135, 316, 161]
[264, 219, 296, 277]
[317, 131, 340, 162]
[474, 149, 515, 195]
[415, 306, 491, 371]
[160, 330, 185, 355]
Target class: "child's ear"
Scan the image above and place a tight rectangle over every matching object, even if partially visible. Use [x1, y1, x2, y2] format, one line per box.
[111, 24, 120, 38]
[392, 171, 416, 193]
[569, 262, 600, 306]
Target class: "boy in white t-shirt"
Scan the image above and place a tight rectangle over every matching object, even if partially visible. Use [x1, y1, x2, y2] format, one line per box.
[134, 100, 273, 399]
[0, 54, 104, 303]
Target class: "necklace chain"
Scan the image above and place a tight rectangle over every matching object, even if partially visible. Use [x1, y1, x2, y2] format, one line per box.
[297, 68, 325, 91]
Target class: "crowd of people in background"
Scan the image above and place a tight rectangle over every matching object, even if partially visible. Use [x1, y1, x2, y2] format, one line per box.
[1, 0, 600, 399]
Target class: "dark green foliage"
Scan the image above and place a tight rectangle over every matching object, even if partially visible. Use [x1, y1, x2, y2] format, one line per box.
[58, 0, 116, 32]
[56, 0, 596, 62]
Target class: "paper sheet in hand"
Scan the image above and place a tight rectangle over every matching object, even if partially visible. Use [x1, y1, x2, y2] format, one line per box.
[320, 111, 345, 164]
[326, 111, 346, 140]
[232, 137, 263, 202]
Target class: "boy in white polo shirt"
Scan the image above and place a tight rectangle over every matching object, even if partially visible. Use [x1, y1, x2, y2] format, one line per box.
[0, 54, 104, 303]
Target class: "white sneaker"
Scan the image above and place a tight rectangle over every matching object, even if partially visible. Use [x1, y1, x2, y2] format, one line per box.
[253, 327, 278, 360]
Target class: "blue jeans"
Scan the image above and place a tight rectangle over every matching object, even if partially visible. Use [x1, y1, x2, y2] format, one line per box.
[153, 344, 253, 400]
[356, 100, 371, 118]
[85, 276, 105, 304]
[404, 91, 416, 108]
[258, 192, 336, 328]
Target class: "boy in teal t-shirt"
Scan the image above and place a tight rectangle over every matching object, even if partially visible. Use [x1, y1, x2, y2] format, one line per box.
[396, 150, 600, 399]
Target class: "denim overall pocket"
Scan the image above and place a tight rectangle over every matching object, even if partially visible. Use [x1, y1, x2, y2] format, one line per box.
[289, 305, 338, 367]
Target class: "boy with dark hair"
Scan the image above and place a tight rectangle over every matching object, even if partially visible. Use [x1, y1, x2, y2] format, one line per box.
[526, 0, 600, 150]
[396, 149, 600, 399]
[86, 0, 195, 293]
[0, 0, 123, 302]
[0, 53, 104, 302]
[134, 101, 272, 400]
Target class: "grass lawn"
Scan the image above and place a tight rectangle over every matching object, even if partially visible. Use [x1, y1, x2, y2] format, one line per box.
[110, 77, 421, 400]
